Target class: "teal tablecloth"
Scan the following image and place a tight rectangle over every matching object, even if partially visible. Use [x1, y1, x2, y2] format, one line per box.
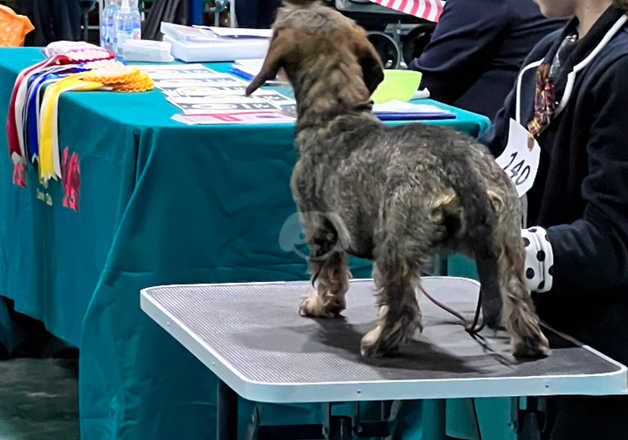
[0, 48, 496, 439]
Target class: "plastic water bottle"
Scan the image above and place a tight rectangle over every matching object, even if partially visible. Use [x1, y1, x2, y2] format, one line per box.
[100, 0, 120, 51]
[114, 0, 141, 56]
[99, 1, 106, 48]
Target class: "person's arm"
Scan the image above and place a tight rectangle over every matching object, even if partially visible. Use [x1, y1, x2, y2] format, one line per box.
[409, 0, 511, 104]
[534, 56, 628, 295]
[478, 89, 515, 155]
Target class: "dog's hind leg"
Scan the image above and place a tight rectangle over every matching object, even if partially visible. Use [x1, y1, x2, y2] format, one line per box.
[475, 252, 503, 330]
[495, 227, 550, 358]
[360, 256, 421, 358]
[298, 215, 350, 318]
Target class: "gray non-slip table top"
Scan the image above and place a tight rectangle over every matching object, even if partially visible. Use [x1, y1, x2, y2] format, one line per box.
[141, 277, 627, 403]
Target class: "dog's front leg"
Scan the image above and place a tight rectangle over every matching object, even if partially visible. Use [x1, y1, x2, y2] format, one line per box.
[297, 211, 351, 318]
[299, 250, 350, 318]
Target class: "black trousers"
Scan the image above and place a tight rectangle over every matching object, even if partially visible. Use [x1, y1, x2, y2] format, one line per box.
[542, 396, 628, 440]
[235, 0, 281, 28]
[15, 0, 81, 46]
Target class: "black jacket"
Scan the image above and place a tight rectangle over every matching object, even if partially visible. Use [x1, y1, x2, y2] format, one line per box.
[235, 0, 281, 28]
[410, 0, 564, 119]
[481, 7, 628, 364]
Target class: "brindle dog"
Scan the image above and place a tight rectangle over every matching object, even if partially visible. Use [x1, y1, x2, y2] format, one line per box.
[246, 1, 550, 359]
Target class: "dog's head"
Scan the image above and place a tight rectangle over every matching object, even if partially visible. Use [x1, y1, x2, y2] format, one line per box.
[245, 1, 384, 98]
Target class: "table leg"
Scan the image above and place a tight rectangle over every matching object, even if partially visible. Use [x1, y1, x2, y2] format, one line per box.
[517, 397, 543, 440]
[217, 380, 238, 440]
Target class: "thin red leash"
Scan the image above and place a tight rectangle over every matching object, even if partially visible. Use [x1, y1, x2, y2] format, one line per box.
[418, 284, 485, 334]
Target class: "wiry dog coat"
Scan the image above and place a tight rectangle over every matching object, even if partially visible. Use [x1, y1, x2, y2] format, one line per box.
[247, 1, 550, 359]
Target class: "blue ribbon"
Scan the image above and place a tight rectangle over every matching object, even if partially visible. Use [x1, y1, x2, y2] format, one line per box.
[23, 66, 86, 162]
[25, 72, 58, 162]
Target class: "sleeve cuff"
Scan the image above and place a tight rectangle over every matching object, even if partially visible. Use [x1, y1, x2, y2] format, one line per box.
[521, 226, 555, 293]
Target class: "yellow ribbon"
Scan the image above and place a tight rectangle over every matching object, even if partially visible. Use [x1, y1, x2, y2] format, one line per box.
[37, 63, 152, 182]
[38, 77, 102, 182]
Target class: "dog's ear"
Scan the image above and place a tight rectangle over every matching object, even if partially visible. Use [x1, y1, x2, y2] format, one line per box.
[246, 28, 296, 95]
[354, 34, 384, 95]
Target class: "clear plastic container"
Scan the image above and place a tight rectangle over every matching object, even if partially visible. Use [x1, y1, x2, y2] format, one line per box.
[117, 40, 173, 62]
[114, 0, 141, 56]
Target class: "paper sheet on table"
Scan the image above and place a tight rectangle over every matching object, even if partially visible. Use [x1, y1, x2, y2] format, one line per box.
[163, 89, 292, 102]
[129, 63, 217, 73]
[160, 85, 248, 97]
[172, 111, 293, 125]
[231, 59, 264, 79]
[231, 59, 292, 87]
[161, 22, 218, 42]
[131, 62, 295, 115]
[373, 100, 453, 115]
[131, 65, 241, 84]
[201, 27, 272, 39]
[168, 96, 281, 115]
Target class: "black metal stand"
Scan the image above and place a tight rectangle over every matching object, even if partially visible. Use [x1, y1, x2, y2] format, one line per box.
[218, 378, 545, 440]
[516, 397, 545, 440]
[247, 400, 401, 440]
[217, 380, 239, 440]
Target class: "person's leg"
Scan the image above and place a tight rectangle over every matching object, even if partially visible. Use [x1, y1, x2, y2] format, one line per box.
[543, 396, 628, 440]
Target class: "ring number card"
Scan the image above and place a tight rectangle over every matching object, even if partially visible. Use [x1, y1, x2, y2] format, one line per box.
[496, 118, 541, 197]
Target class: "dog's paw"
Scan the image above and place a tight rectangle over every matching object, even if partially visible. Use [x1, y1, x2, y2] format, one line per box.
[416, 319, 424, 334]
[481, 302, 502, 330]
[512, 332, 551, 359]
[298, 290, 345, 318]
[360, 326, 386, 358]
[360, 323, 413, 359]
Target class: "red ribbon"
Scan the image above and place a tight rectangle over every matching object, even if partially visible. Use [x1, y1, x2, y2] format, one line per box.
[12, 161, 26, 188]
[6, 54, 72, 162]
[61, 147, 80, 211]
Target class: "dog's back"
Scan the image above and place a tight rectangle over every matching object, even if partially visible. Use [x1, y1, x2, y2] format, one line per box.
[250, 1, 549, 360]
[295, 112, 515, 251]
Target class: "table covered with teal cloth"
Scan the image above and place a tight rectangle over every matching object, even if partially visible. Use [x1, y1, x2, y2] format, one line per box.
[0, 47, 491, 439]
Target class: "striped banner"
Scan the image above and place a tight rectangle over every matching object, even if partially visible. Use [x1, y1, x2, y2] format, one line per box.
[369, 0, 445, 22]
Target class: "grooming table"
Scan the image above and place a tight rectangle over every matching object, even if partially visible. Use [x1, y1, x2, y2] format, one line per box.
[140, 277, 627, 439]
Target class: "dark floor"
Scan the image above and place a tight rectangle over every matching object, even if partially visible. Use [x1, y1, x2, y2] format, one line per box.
[0, 358, 79, 439]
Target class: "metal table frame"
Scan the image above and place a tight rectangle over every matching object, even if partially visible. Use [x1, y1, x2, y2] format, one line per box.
[141, 278, 628, 439]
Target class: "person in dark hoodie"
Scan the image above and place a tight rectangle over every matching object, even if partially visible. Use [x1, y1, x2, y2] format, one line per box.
[235, 0, 281, 28]
[480, 0, 628, 438]
[409, 0, 565, 119]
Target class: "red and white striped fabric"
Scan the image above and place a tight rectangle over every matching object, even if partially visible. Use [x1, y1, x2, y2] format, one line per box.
[369, 0, 445, 22]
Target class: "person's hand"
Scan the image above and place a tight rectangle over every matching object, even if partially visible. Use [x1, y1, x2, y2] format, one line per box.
[522, 226, 554, 293]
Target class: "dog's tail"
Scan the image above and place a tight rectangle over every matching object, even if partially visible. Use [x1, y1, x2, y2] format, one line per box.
[438, 145, 496, 242]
